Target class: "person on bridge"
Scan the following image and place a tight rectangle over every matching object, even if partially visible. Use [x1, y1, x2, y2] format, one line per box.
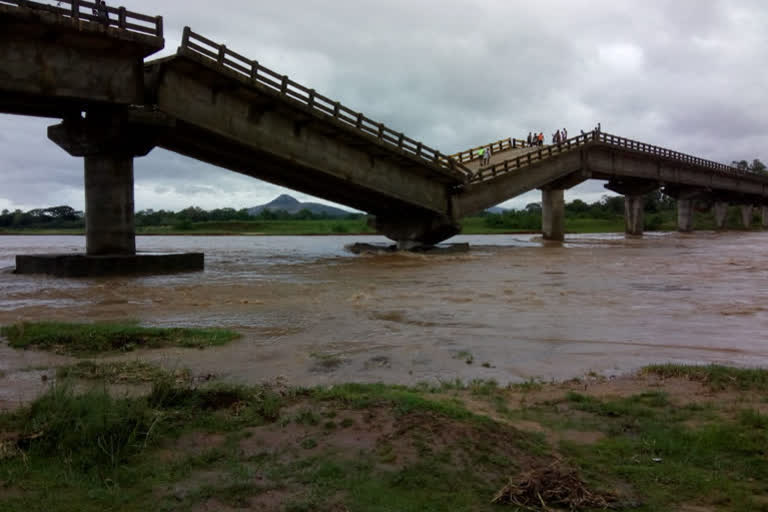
[97, 0, 109, 25]
[476, 147, 485, 163]
[562, 128, 568, 140]
[527, 132, 533, 146]
[484, 147, 492, 165]
[537, 132, 544, 146]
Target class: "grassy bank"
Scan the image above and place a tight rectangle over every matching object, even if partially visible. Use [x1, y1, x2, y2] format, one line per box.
[0, 219, 375, 236]
[0, 322, 240, 356]
[0, 364, 766, 511]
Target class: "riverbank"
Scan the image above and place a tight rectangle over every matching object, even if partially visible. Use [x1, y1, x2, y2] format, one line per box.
[0, 217, 637, 236]
[0, 361, 765, 511]
[2, 215, 762, 237]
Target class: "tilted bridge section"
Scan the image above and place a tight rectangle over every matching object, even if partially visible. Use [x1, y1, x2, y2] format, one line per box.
[1, 0, 766, 274]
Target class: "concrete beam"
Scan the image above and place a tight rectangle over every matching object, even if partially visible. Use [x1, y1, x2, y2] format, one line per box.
[741, 205, 753, 229]
[714, 201, 728, 229]
[542, 189, 565, 241]
[625, 195, 644, 236]
[454, 151, 583, 216]
[604, 178, 658, 196]
[0, 4, 163, 112]
[151, 55, 454, 217]
[678, 199, 695, 232]
[588, 147, 768, 201]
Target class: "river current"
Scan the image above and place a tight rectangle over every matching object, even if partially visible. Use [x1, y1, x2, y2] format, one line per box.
[1, 232, 767, 404]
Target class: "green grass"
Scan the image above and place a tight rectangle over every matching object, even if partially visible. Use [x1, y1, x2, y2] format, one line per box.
[56, 360, 189, 384]
[643, 363, 768, 391]
[2, 365, 768, 511]
[137, 219, 374, 236]
[1, 321, 240, 356]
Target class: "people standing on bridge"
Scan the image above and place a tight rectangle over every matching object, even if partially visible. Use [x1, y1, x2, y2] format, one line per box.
[485, 146, 492, 165]
[527, 132, 533, 146]
[562, 128, 568, 141]
[537, 132, 544, 146]
[476, 147, 485, 164]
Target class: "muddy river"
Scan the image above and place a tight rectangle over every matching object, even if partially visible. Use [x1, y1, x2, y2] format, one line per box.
[1, 232, 767, 405]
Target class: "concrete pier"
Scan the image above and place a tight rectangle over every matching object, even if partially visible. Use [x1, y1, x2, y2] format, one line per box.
[624, 195, 644, 236]
[13, 112, 205, 277]
[714, 201, 729, 229]
[542, 188, 565, 241]
[677, 199, 694, 232]
[763, 206, 768, 229]
[741, 205, 753, 229]
[85, 154, 136, 255]
[369, 214, 461, 251]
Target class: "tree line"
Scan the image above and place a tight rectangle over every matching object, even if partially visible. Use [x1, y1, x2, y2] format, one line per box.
[0, 205, 364, 230]
[482, 191, 676, 230]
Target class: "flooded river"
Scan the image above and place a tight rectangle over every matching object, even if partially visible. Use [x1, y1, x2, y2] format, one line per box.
[1, 232, 767, 405]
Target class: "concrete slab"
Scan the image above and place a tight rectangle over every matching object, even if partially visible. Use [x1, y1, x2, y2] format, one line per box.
[14, 253, 204, 277]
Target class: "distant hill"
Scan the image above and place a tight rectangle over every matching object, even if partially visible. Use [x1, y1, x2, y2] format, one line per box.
[486, 206, 507, 214]
[247, 194, 352, 217]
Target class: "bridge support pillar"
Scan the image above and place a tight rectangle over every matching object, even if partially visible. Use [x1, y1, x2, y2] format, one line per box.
[762, 206, 768, 229]
[624, 195, 644, 236]
[84, 154, 136, 255]
[741, 205, 753, 229]
[677, 199, 695, 232]
[604, 178, 658, 237]
[370, 213, 461, 250]
[14, 110, 203, 276]
[714, 201, 729, 230]
[541, 188, 565, 241]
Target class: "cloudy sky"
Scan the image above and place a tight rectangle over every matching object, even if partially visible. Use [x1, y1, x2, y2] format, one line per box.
[1, 0, 766, 214]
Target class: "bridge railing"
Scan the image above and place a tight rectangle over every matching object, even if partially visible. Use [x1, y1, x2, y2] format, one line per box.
[0, 0, 163, 37]
[180, 28, 471, 180]
[449, 137, 530, 164]
[595, 132, 735, 172]
[471, 130, 764, 185]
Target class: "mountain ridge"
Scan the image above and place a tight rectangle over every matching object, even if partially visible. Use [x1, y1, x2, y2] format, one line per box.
[247, 194, 353, 217]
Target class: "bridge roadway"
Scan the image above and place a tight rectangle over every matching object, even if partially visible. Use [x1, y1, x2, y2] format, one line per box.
[2, 0, 767, 274]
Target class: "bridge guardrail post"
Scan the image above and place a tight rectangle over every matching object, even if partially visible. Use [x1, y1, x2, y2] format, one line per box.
[217, 45, 226, 65]
[250, 60, 259, 80]
[71, 0, 79, 20]
[155, 16, 163, 37]
[280, 76, 288, 94]
[182, 26, 190, 47]
[118, 7, 126, 28]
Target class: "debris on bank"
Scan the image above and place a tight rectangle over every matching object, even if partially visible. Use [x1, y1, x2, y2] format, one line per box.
[492, 461, 618, 510]
[346, 242, 470, 254]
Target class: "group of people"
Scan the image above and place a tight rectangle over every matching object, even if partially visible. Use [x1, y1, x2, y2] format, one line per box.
[526, 129, 568, 147]
[526, 132, 545, 146]
[475, 122, 603, 166]
[475, 146, 492, 165]
[91, 0, 109, 24]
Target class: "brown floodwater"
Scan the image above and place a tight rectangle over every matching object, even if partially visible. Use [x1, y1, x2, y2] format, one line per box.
[1, 232, 767, 406]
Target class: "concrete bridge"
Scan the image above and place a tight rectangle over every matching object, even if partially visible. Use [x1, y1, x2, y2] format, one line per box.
[2, 0, 766, 274]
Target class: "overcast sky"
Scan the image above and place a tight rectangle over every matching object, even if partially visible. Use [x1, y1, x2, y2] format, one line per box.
[1, 0, 766, 213]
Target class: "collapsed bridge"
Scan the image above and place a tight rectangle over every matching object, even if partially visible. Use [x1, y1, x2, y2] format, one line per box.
[2, 0, 766, 274]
